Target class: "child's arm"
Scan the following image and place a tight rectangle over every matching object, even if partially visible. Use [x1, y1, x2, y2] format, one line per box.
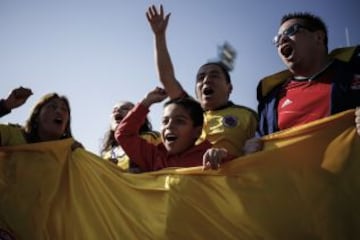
[115, 87, 167, 171]
[146, 5, 185, 99]
[0, 87, 33, 117]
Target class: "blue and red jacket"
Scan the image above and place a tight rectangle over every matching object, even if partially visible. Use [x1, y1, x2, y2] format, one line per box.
[256, 46, 360, 137]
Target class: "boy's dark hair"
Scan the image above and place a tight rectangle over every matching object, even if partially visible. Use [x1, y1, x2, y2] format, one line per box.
[281, 12, 328, 51]
[164, 97, 204, 127]
[199, 62, 231, 83]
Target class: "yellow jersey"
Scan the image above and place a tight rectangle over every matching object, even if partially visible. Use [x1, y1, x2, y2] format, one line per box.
[197, 103, 257, 157]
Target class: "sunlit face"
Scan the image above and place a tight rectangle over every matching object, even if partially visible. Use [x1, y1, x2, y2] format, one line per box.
[161, 103, 201, 155]
[276, 19, 318, 73]
[110, 101, 134, 131]
[195, 64, 232, 111]
[37, 98, 70, 141]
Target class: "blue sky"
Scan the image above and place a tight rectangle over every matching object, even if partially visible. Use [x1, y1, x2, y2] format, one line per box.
[1, 0, 359, 154]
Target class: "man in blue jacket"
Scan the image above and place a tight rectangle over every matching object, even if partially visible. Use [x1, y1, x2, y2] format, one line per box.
[245, 12, 360, 153]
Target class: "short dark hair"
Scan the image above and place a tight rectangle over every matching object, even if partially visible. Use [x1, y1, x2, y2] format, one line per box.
[164, 97, 204, 127]
[199, 62, 231, 83]
[280, 12, 328, 51]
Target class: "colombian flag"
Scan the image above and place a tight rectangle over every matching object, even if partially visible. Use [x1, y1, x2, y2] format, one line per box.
[0, 110, 359, 239]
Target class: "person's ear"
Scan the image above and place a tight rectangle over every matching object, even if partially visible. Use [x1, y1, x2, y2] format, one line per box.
[315, 31, 325, 44]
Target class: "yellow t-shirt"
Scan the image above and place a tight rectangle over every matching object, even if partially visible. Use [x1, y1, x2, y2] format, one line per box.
[0, 123, 27, 146]
[102, 131, 161, 171]
[198, 105, 257, 157]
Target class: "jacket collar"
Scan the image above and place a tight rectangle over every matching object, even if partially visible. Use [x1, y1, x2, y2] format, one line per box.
[258, 46, 359, 98]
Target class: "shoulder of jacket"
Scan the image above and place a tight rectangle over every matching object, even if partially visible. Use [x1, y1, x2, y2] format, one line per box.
[257, 45, 360, 100]
[329, 45, 360, 62]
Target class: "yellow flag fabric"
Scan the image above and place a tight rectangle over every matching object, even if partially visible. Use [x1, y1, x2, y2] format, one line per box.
[0, 110, 359, 240]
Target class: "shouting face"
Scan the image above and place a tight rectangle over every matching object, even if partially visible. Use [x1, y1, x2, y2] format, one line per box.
[36, 98, 70, 141]
[195, 63, 232, 111]
[161, 103, 201, 155]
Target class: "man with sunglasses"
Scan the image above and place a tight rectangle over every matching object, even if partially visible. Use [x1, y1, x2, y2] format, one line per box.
[244, 12, 360, 153]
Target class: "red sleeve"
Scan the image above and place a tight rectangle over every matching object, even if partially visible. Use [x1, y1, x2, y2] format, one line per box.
[114, 103, 160, 171]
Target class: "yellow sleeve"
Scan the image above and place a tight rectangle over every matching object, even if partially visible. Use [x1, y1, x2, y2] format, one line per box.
[0, 124, 27, 146]
[140, 131, 162, 145]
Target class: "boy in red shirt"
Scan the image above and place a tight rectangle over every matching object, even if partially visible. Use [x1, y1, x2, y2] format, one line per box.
[115, 87, 233, 172]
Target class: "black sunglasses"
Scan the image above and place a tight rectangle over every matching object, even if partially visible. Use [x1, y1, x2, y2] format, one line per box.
[273, 23, 310, 46]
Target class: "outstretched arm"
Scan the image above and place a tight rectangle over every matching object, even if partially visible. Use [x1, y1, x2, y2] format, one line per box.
[146, 5, 185, 99]
[0, 87, 33, 117]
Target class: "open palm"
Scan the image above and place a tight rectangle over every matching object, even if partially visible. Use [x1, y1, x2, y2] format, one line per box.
[146, 5, 170, 35]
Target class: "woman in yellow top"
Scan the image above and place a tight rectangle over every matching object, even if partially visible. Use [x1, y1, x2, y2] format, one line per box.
[100, 101, 161, 172]
[0, 87, 78, 147]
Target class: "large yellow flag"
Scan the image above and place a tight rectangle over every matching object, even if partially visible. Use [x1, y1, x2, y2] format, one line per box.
[0, 110, 359, 240]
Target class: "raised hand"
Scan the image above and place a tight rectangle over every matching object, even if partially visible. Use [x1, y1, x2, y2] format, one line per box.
[141, 87, 168, 108]
[146, 4, 171, 35]
[4, 86, 33, 110]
